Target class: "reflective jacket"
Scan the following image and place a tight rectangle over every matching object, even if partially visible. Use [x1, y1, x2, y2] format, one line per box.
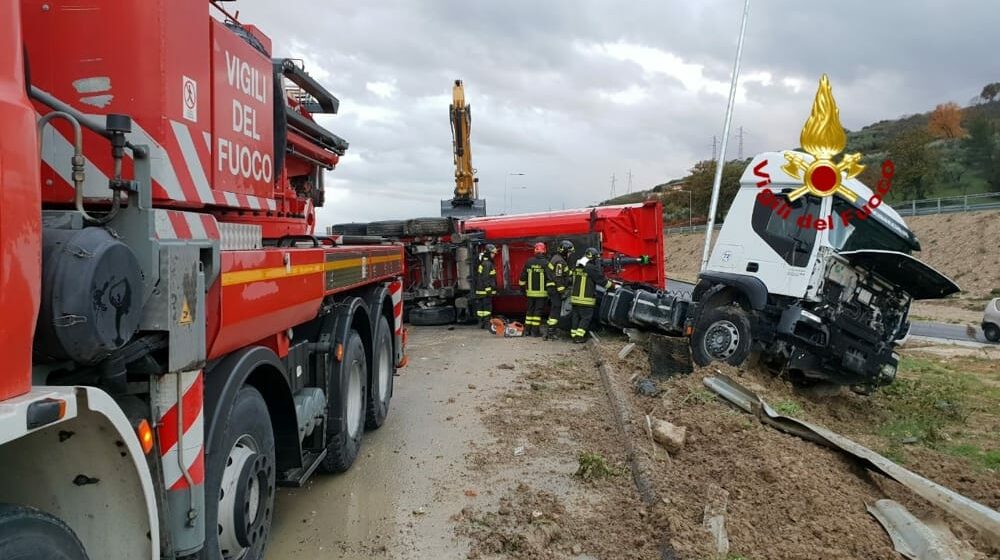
[548, 254, 570, 293]
[570, 261, 611, 307]
[474, 255, 497, 295]
[519, 255, 553, 298]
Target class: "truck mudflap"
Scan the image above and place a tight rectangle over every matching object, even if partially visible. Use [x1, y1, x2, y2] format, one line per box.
[839, 250, 960, 300]
[599, 285, 689, 334]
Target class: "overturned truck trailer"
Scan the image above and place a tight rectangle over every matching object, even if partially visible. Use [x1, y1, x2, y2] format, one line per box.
[330, 201, 665, 325]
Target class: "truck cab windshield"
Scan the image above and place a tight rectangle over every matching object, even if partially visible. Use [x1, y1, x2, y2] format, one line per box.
[829, 198, 913, 254]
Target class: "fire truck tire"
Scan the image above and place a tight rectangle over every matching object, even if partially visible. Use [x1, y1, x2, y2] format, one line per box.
[404, 217, 452, 236]
[366, 220, 406, 237]
[320, 330, 367, 473]
[201, 386, 275, 560]
[0, 504, 88, 560]
[691, 305, 752, 367]
[328, 223, 368, 236]
[409, 306, 456, 326]
[366, 316, 394, 429]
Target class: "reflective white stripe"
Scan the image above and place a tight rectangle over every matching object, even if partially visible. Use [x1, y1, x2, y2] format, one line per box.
[127, 118, 186, 201]
[39, 120, 110, 198]
[202, 131, 212, 151]
[247, 196, 261, 210]
[223, 191, 239, 206]
[154, 371, 200, 413]
[159, 409, 204, 488]
[170, 120, 214, 204]
[266, 198, 277, 211]
[154, 211, 177, 239]
[185, 212, 208, 240]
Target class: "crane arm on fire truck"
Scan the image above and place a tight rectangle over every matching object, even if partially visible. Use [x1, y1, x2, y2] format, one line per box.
[450, 79, 477, 202]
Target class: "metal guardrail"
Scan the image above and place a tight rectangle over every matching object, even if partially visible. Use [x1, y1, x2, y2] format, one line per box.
[663, 192, 1000, 235]
[893, 192, 1000, 217]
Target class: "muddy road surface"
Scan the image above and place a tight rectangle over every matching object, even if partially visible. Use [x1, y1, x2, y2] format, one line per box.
[266, 325, 584, 558]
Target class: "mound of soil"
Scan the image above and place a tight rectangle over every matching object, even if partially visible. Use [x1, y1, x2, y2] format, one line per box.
[597, 341, 999, 559]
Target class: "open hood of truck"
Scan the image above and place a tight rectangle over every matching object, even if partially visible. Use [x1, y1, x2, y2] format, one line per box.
[839, 250, 960, 300]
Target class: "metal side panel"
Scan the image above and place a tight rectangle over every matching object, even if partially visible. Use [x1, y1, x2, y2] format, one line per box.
[219, 222, 263, 251]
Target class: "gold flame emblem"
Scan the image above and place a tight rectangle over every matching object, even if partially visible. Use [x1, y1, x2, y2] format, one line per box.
[782, 75, 863, 202]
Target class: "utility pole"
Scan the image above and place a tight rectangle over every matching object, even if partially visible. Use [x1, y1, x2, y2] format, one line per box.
[737, 126, 745, 160]
[712, 135, 718, 161]
[609, 173, 617, 198]
[626, 169, 633, 194]
[701, 0, 751, 272]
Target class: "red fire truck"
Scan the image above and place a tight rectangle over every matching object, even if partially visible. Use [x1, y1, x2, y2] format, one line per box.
[1, 1, 406, 558]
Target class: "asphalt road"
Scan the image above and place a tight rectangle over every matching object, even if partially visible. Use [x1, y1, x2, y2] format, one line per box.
[664, 278, 987, 343]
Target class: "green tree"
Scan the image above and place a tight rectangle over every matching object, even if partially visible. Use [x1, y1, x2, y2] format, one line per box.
[687, 159, 746, 221]
[963, 117, 1000, 190]
[886, 129, 938, 200]
[980, 82, 1000, 103]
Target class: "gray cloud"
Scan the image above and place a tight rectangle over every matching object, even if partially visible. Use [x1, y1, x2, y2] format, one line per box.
[231, 0, 996, 225]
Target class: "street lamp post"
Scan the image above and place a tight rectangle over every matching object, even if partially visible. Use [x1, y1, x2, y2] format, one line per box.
[504, 172, 525, 214]
[509, 186, 528, 214]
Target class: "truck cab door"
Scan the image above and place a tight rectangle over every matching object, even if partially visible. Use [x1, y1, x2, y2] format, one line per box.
[747, 193, 823, 297]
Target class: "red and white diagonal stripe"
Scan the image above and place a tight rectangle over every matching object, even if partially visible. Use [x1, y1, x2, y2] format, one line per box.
[154, 370, 205, 491]
[154, 209, 221, 241]
[389, 279, 403, 336]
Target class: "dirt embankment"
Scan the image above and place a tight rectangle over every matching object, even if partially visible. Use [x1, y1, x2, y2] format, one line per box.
[594, 339, 999, 559]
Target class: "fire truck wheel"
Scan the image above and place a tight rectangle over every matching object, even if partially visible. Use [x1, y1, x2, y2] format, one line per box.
[320, 329, 367, 473]
[985, 323, 1000, 343]
[202, 386, 275, 560]
[0, 503, 88, 559]
[409, 306, 456, 326]
[691, 305, 752, 367]
[366, 316, 394, 430]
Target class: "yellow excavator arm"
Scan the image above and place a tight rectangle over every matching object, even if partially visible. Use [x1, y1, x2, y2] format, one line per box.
[450, 79, 476, 200]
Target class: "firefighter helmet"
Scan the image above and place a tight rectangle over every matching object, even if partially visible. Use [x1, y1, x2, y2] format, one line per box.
[533, 242, 546, 255]
[584, 247, 600, 259]
[484, 243, 497, 256]
[558, 240, 574, 255]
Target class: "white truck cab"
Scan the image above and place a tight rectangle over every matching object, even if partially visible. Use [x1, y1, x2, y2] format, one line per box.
[693, 151, 959, 387]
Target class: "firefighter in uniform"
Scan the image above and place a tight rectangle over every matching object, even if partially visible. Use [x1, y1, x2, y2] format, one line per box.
[473, 244, 499, 328]
[519, 242, 554, 337]
[544, 240, 574, 339]
[570, 247, 614, 343]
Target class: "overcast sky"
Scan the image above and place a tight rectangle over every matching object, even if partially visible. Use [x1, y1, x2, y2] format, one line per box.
[233, 0, 995, 226]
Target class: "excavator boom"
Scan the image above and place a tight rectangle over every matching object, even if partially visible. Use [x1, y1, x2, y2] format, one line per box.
[442, 79, 486, 217]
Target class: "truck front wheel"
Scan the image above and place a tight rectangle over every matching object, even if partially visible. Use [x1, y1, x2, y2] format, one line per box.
[691, 306, 752, 367]
[202, 386, 276, 560]
[0, 504, 88, 560]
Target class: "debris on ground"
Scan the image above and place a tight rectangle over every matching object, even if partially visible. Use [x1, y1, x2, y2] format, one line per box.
[651, 418, 687, 453]
[702, 483, 730, 556]
[633, 377, 660, 397]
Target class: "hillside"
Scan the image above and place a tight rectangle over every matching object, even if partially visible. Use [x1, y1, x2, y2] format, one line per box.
[664, 210, 1000, 300]
[605, 86, 1000, 225]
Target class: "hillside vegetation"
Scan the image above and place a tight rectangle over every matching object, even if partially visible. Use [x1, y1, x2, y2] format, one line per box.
[606, 83, 1000, 227]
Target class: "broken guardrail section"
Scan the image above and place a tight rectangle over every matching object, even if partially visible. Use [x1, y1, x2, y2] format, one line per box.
[703, 374, 1000, 544]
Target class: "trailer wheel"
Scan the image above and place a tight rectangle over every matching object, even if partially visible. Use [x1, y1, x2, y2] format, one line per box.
[409, 306, 456, 326]
[328, 222, 368, 236]
[320, 329, 367, 473]
[691, 305, 752, 367]
[366, 316, 394, 430]
[202, 386, 275, 560]
[0, 504, 88, 560]
[366, 220, 405, 237]
[404, 217, 452, 236]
